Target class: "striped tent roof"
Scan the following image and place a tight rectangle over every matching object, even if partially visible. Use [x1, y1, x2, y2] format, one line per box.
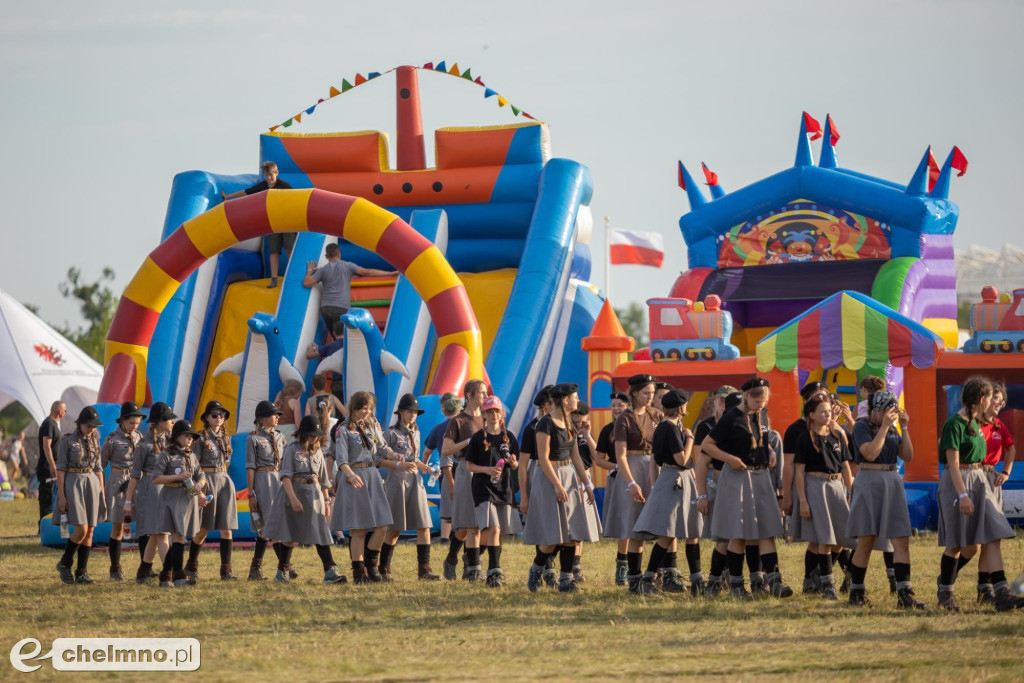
[756, 290, 943, 373]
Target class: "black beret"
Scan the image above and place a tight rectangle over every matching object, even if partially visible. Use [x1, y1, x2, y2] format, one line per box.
[800, 381, 828, 400]
[654, 381, 674, 392]
[549, 383, 579, 399]
[724, 392, 743, 411]
[533, 385, 554, 407]
[609, 391, 629, 403]
[627, 373, 656, 387]
[741, 377, 770, 391]
[660, 388, 690, 409]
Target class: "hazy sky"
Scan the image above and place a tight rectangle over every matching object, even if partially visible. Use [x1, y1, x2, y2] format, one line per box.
[2, 0, 1021, 331]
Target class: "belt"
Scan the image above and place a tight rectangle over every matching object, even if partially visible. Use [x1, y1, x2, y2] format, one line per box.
[958, 463, 983, 470]
[348, 462, 373, 469]
[109, 467, 130, 475]
[291, 475, 319, 484]
[662, 464, 693, 471]
[165, 482, 184, 488]
[255, 466, 279, 472]
[982, 465, 998, 472]
[626, 450, 652, 456]
[552, 460, 573, 467]
[746, 464, 769, 471]
[807, 472, 842, 481]
[859, 463, 897, 471]
[202, 466, 227, 473]
[66, 467, 95, 474]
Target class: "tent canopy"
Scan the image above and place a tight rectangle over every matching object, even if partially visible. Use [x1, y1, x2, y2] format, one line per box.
[0, 289, 103, 425]
[756, 290, 944, 373]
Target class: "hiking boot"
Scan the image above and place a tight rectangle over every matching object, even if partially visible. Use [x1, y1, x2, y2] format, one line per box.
[937, 588, 960, 612]
[730, 584, 754, 601]
[977, 584, 995, 605]
[442, 559, 457, 581]
[109, 566, 124, 582]
[366, 565, 384, 583]
[820, 583, 839, 601]
[159, 570, 175, 588]
[839, 569, 850, 594]
[542, 569, 557, 589]
[465, 567, 484, 583]
[135, 565, 153, 584]
[418, 564, 441, 581]
[707, 577, 725, 597]
[802, 577, 820, 594]
[248, 564, 269, 582]
[750, 573, 769, 597]
[653, 569, 664, 589]
[288, 567, 299, 580]
[614, 560, 628, 586]
[896, 586, 927, 610]
[661, 568, 686, 593]
[690, 576, 707, 597]
[572, 566, 586, 583]
[630, 574, 658, 595]
[172, 570, 188, 587]
[352, 566, 371, 584]
[993, 585, 1024, 612]
[379, 566, 395, 582]
[323, 566, 347, 584]
[848, 587, 871, 606]
[220, 564, 238, 581]
[486, 569, 506, 588]
[274, 568, 290, 583]
[57, 562, 74, 585]
[767, 573, 794, 598]
[888, 573, 898, 594]
[185, 560, 199, 584]
[74, 572, 94, 585]
[558, 576, 579, 593]
[527, 564, 544, 592]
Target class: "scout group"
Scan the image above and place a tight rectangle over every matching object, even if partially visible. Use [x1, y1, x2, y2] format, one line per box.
[51, 373, 1024, 613]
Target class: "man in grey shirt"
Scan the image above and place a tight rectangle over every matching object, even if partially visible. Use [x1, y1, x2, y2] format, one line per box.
[303, 242, 397, 337]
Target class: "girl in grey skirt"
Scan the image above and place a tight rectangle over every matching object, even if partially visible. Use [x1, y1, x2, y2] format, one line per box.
[245, 400, 287, 582]
[330, 391, 395, 584]
[424, 392, 460, 542]
[380, 394, 440, 581]
[605, 374, 663, 593]
[518, 385, 556, 586]
[632, 389, 702, 595]
[702, 378, 791, 600]
[124, 401, 177, 583]
[846, 390, 924, 609]
[522, 383, 599, 593]
[101, 402, 145, 582]
[589, 391, 630, 584]
[936, 376, 1022, 612]
[54, 406, 107, 585]
[262, 416, 345, 584]
[186, 400, 239, 582]
[151, 420, 210, 587]
[465, 395, 522, 588]
[792, 396, 853, 601]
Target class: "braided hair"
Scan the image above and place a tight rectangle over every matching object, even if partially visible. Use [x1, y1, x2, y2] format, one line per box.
[960, 376, 993, 437]
[742, 386, 770, 451]
[802, 395, 846, 453]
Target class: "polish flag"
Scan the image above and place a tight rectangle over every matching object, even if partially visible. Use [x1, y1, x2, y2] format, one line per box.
[609, 229, 664, 267]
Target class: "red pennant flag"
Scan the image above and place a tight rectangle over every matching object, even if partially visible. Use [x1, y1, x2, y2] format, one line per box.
[677, 161, 686, 190]
[354, 73, 367, 85]
[826, 114, 840, 146]
[951, 146, 968, 177]
[269, 125, 280, 132]
[927, 149, 940, 191]
[474, 77, 485, 86]
[423, 62, 434, 70]
[803, 111, 823, 141]
[701, 162, 719, 187]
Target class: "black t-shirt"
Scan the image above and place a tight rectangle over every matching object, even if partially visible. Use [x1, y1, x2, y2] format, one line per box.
[576, 433, 593, 470]
[707, 407, 770, 467]
[37, 417, 62, 474]
[794, 430, 851, 474]
[466, 430, 519, 506]
[783, 418, 806, 454]
[520, 418, 538, 461]
[595, 422, 616, 464]
[535, 415, 573, 462]
[694, 416, 722, 471]
[851, 418, 902, 465]
[653, 420, 689, 468]
[244, 178, 293, 194]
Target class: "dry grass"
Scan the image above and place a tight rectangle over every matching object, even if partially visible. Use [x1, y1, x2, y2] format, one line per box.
[1, 498, 1022, 681]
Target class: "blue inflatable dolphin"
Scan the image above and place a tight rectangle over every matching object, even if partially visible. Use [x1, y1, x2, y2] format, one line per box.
[213, 312, 305, 428]
[318, 307, 409, 423]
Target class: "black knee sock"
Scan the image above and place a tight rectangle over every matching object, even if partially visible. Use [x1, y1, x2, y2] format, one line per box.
[627, 551, 643, 576]
[940, 553, 958, 586]
[533, 547, 550, 568]
[188, 541, 202, 566]
[487, 545, 502, 571]
[684, 544, 701, 575]
[978, 571, 992, 587]
[272, 541, 284, 564]
[956, 554, 972, 577]
[379, 542, 396, 570]
[465, 546, 481, 569]
[61, 539, 80, 568]
[173, 542, 186, 572]
[559, 545, 575, 574]
[664, 550, 678, 570]
[991, 570, 1007, 586]
[364, 547, 380, 569]
[726, 551, 745, 582]
[161, 544, 175, 573]
[253, 537, 268, 563]
[745, 545, 762, 574]
[351, 560, 364, 573]
[109, 538, 122, 568]
[316, 544, 335, 571]
[219, 538, 232, 565]
[615, 552, 627, 564]
[285, 545, 296, 569]
[445, 533, 464, 564]
[646, 543, 669, 574]
[817, 552, 834, 580]
[76, 544, 91, 573]
[805, 549, 817, 578]
[417, 543, 431, 566]
[836, 549, 851, 572]
[760, 551, 779, 576]
[136, 534, 149, 557]
[883, 550, 895, 575]
[709, 549, 727, 578]
[545, 553, 555, 571]
[850, 561, 868, 587]
[894, 562, 910, 587]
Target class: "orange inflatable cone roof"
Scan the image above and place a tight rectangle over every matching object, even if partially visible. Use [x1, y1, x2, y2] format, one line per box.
[582, 300, 635, 352]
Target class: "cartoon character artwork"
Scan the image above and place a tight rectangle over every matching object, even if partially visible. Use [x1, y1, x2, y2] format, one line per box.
[717, 199, 891, 267]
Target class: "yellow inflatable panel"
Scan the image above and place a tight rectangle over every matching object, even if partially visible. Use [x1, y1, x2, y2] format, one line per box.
[922, 317, 959, 349]
[192, 280, 280, 434]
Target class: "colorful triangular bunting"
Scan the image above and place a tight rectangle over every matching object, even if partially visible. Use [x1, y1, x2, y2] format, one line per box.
[461, 68, 473, 80]
[329, 86, 341, 97]
[423, 62, 434, 70]
[354, 73, 367, 85]
[341, 79, 353, 92]
[282, 119, 293, 128]
[497, 96, 508, 107]
[270, 125, 280, 132]
[510, 105, 521, 116]
[474, 77, 485, 86]
[436, 60, 447, 72]
[305, 105, 316, 115]
[368, 72, 380, 79]
[448, 62, 460, 75]
[294, 113, 302, 122]
[484, 88, 497, 98]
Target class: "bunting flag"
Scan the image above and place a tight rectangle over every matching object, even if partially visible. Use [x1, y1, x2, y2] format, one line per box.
[927, 149, 941, 191]
[826, 114, 840, 146]
[701, 162, 719, 187]
[951, 146, 968, 177]
[609, 229, 665, 268]
[677, 161, 686, 190]
[803, 111, 823, 141]
[269, 61, 543, 130]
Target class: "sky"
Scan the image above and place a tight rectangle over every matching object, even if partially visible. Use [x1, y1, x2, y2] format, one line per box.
[1, 0, 1021, 331]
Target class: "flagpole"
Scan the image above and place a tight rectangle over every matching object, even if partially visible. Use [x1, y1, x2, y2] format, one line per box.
[604, 216, 612, 303]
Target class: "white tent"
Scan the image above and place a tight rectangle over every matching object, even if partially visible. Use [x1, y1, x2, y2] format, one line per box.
[0, 288, 103, 425]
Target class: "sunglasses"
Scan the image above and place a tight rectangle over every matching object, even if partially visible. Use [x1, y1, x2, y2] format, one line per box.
[210, 413, 227, 419]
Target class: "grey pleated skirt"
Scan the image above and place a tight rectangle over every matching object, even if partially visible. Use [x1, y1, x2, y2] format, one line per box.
[633, 466, 703, 539]
[790, 475, 853, 547]
[104, 470, 131, 524]
[200, 472, 238, 530]
[439, 470, 453, 520]
[937, 468, 1014, 550]
[709, 466, 784, 541]
[250, 469, 282, 534]
[986, 469, 1004, 510]
[475, 501, 524, 535]
[132, 475, 164, 536]
[846, 467, 911, 542]
[522, 464, 601, 545]
[450, 459, 478, 530]
[263, 482, 334, 545]
[700, 468, 723, 541]
[330, 466, 393, 531]
[386, 469, 432, 531]
[601, 454, 654, 540]
[55, 472, 107, 527]
[158, 487, 202, 537]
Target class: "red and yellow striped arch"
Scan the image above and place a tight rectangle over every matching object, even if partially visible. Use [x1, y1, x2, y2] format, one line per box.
[97, 189, 484, 405]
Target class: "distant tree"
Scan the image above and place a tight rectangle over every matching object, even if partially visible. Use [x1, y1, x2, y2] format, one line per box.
[0, 403, 32, 437]
[957, 299, 972, 330]
[56, 267, 118, 363]
[614, 302, 648, 349]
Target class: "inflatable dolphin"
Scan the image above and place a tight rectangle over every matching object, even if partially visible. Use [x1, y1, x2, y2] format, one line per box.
[318, 307, 409, 423]
[213, 312, 305, 429]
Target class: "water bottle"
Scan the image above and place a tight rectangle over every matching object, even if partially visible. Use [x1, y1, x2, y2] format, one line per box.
[1011, 573, 1024, 597]
[60, 514, 69, 539]
[491, 459, 506, 484]
[427, 464, 439, 488]
[176, 467, 197, 496]
[123, 506, 133, 541]
[250, 495, 265, 535]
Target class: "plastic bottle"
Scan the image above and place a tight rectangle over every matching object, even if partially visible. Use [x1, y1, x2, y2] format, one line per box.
[175, 467, 197, 496]
[60, 514, 69, 539]
[123, 507, 133, 540]
[427, 465, 440, 488]
[250, 496, 264, 535]
[1011, 572, 1024, 597]
[491, 459, 506, 484]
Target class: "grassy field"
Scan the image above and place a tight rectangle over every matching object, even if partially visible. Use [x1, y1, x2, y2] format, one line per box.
[2, 498, 1023, 681]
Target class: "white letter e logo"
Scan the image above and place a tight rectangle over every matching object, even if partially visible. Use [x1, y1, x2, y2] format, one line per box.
[10, 638, 53, 673]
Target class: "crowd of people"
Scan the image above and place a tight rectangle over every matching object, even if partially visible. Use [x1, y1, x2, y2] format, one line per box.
[42, 372, 1024, 612]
